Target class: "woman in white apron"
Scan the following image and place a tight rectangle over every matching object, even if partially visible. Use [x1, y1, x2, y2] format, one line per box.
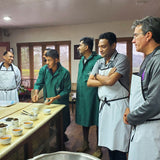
[98, 67, 131, 159]
[0, 62, 20, 102]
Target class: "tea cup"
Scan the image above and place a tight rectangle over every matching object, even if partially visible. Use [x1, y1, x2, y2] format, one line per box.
[32, 108, 39, 114]
[23, 121, 33, 129]
[43, 109, 51, 115]
[30, 113, 38, 121]
[12, 128, 23, 136]
[0, 135, 11, 145]
[12, 118, 19, 129]
[0, 125, 6, 137]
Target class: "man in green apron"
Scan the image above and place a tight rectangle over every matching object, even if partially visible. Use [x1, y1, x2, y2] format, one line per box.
[75, 37, 101, 157]
[123, 16, 160, 160]
[32, 49, 71, 144]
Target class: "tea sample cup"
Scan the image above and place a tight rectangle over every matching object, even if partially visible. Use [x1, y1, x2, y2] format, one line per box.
[12, 128, 23, 136]
[23, 121, 33, 129]
[44, 99, 51, 104]
[32, 108, 39, 114]
[12, 118, 19, 129]
[43, 109, 51, 115]
[0, 123, 7, 137]
[30, 113, 38, 121]
[0, 135, 11, 145]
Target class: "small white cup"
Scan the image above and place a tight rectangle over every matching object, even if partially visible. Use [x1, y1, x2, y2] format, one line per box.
[0, 135, 11, 145]
[43, 109, 51, 115]
[12, 128, 23, 136]
[12, 118, 19, 129]
[0, 126, 6, 137]
[44, 99, 50, 104]
[32, 108, 39, 114]
[30, 113, 38, 121]
[24, 121, 33, 129]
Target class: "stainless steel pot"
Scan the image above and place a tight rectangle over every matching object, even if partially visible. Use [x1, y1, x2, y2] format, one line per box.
[29, 151, 100, 160]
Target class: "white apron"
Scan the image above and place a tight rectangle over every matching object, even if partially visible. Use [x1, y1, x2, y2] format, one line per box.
[128, 74, 160, 160]
[98, 68, 131, 152]
[0, 63, 19, 102]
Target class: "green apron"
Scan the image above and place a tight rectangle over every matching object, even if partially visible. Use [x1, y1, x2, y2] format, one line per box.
[34, 63, 71, 131]
[76, 52, 101, 127]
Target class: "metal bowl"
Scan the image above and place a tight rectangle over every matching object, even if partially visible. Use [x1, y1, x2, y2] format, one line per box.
[29, 151, 100, 160]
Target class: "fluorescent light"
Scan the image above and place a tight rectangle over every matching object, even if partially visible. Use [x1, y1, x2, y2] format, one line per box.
[3, 16, 11, 21]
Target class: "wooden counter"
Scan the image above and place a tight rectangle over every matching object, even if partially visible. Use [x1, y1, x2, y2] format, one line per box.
[0, 103, 65, 160]
[0, 102, 32, 119]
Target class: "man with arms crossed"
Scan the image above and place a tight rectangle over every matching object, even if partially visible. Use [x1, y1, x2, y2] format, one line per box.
[88, 32, 131, 160]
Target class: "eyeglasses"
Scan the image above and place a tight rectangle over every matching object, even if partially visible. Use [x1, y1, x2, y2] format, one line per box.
[133, 33, 144, 39]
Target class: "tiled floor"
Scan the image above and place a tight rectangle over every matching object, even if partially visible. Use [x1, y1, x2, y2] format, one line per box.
[64, 105, 110, 160]
[65, 106, 97, 154]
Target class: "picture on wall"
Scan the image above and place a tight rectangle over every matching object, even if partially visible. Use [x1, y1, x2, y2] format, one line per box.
[74, 45, 81, 60]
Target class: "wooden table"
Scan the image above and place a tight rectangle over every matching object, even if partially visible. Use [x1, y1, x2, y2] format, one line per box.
[0, 102, 65, 160]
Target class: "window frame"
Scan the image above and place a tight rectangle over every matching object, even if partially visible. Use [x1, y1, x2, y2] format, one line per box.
[17, 41, 71, 88]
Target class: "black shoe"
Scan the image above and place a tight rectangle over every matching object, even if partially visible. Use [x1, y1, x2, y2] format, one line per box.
[64, 134, 69, 142]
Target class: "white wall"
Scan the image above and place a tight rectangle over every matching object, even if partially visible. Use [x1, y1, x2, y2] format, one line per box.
[2, 20, 133, 83]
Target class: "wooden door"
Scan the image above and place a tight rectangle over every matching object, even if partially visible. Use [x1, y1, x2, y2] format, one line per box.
[0, 42, 10, 62]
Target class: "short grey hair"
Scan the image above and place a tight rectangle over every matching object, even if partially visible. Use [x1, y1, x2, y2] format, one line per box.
[132, 16, 160, 43]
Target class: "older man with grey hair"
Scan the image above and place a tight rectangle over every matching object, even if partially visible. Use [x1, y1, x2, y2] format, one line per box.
[123, 16, 160, 160]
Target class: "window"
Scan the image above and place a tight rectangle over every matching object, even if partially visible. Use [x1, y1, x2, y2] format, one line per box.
[116, 42, 127, 55]
[21, 46, 30, 79]
[132, 44, 144, 73]
[33, 46, 42, 79]
[59, 45, 70, 70]
[17, 41, 71, 88]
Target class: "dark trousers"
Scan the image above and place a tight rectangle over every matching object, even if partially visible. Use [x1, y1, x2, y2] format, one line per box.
[108, 149, 127, 160]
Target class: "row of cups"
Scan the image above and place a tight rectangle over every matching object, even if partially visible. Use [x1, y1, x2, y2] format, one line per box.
[0, 108, 51, 145]
[32, 108, 51, 115]
[30, 108, 51, 120]
[0, 121, 33, 145]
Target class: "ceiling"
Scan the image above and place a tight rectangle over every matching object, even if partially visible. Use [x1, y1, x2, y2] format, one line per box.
[0, 0, 160, 29]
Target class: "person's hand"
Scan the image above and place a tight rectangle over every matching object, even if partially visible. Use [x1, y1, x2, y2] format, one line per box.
[95, 74, 100, 80]
[123, 107, 130, 124]
[44, 97, 56, 105]
[32, 94, 39, 102]
[108, 67, 117, 76]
